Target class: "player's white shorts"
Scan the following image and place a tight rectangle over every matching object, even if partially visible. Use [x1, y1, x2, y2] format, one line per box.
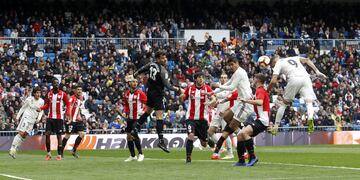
[284, 77, 316, 101]
[17, 116, 36, 134]
[210, 103, 229, 129]
[209, 113, 227, 129]
[231, 101, 253, 123]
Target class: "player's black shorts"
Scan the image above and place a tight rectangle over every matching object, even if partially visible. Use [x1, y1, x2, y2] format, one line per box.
[186, 120, 209, 141]
[46, 118, 64, 135]
[125, 119, 136, 133]
[64, 121, 85, 134]
[249, 120, 267, 137]
[146, 90, 165, 110]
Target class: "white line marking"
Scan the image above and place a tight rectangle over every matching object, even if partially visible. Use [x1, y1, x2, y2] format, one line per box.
[145, 158, 360, 171]
[0, 173, 32, 180]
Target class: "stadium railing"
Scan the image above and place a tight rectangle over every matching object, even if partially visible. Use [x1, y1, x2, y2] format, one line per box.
[1, 125, 360, 136]
[1, 37, 358, 52]
[0, 37, 187, 50]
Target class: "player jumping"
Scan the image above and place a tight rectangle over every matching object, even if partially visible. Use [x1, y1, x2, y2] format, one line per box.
[267, 55, 327, 135]
[133, 50, 183, 153]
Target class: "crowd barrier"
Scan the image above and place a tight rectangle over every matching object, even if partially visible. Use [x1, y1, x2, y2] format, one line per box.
[1, 37, 359, 52]
[1, 130, 359, 151]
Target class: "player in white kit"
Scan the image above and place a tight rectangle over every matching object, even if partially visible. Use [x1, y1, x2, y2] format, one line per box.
[208, 73, 237, 159]
[9, 86, 44, 159]
[210, 56, 254, 160]
[267, 55, 327, 134]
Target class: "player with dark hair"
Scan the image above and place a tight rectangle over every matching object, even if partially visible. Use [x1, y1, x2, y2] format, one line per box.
[180, 71, 217, 164]
[9, 86, 44, 159]
[37, 79, 69, 161]
[267, 55, 327, 135]
[234, 73, 270, 166]
[60, 85, 85, 158]
[211, 56, 253, 160]
[123, 75, 147, 162]
[132, 50, 183, 153]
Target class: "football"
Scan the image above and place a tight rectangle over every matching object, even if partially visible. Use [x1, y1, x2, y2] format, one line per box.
[257, 55, 271, 68]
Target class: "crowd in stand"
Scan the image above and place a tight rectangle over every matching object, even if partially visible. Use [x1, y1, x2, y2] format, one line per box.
[1, 0, 360, 39]
[0, 0, 360, 133]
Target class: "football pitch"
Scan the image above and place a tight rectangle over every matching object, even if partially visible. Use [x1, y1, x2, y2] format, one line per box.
[1, 145, 360, 180]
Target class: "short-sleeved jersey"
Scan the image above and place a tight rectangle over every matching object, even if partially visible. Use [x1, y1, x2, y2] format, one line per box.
[254, 86, 270, 126]
[124, 89, 147, 120]
[66, 95, 84, 122]
[184, 84, 214, 121]
[272, 56, 309, 79]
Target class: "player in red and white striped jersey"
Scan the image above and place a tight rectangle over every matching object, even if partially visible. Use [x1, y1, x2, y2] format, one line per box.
[38, 79, 69, 161]
[234, 73, 270, 167]
[123, 75, 147, 162]
[179, 72, 217, 164]
[60, 85, 85, 159]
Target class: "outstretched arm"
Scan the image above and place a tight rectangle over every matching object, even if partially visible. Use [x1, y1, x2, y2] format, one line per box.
[134, 63, 151, 77]
[300, 57, 327, 78]
[267, 74, 278, 93]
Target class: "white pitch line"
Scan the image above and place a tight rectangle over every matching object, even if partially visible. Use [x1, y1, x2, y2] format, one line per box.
[145, 158, 360, 171]
[0, 173, 32, 180]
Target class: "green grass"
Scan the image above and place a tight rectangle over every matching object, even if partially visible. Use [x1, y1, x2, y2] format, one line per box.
[1, 145, 360, 180]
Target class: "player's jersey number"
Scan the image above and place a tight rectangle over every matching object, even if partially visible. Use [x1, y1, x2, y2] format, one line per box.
[149, 66, 158, 80]
[287, 59, 298, 67]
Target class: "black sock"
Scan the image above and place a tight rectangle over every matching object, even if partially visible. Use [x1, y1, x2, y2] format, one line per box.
[137, 112, 150, 125]
[237, 141, 246, 163]
[214, 136, 226, 153]
[244, 138, 255, 159]
[57, 145, 62, 155]
[208, 138, 215, 148]
[186, 139, 194, 158]
[61, 138, 69, 155]
[156, 120, 164, 140]
[128, 141, 136, 157]
[46, 135, 51, 153]
[134, 139, 143, 155]
[73, 136, 83, 153]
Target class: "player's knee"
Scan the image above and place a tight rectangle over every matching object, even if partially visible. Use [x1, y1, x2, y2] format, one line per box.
[19, 132, 27, 138]
[187, 133, 195, 141]
[223, 110, 233, 123]
[207, 128, 215, 135]
[79, 132, 85, 138]
[64, 133, 71, 139]
[237, 132, 244, 141]
[229, 120, 239, 130]
[127, 133, 134, 141]
[200, 140, 207, 147]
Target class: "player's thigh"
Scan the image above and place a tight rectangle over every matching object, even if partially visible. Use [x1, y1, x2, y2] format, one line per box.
[125, 120, 135, 133]
[233, 104, 253, 123]
[53, 119, 64, 134]
[249, 120, 267, 137]
[195, 121, 209, 142]
[209, 115, 221, 129]
[283, 79, 302, 101]
[223, 109, 234, 123]
[17, 117, 35, 134]
[185, 120, 196, 135]
[147, 91, 164, 111]
[299, 78, 316, 100]
[46, 118, 55, 133]
[73, 122, 85, 134]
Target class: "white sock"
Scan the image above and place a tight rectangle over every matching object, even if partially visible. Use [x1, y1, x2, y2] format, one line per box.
[225, 136, 232, 154]
[11, 134, 25, 151]
[306, 102, 314, 120]
[209, 133, 219, 144]
[275, 104, 287, 124]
